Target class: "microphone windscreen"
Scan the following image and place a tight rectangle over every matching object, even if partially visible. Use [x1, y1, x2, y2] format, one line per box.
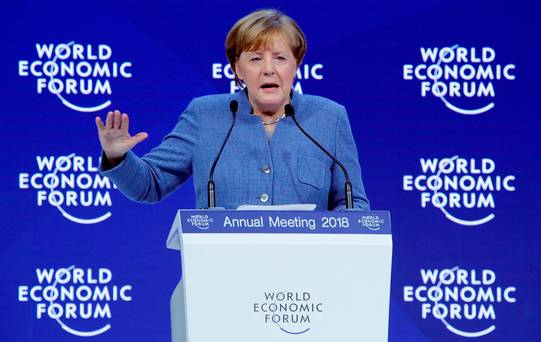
[284, 104, 295, 117]
[229, 100, 239, 114]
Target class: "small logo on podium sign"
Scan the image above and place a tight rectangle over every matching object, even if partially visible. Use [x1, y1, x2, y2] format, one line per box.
[359, 215, 384, 231]
[187, 214, 213, 230]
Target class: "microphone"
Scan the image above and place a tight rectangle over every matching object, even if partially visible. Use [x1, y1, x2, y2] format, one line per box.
[284, 104, 354, 209]
[207, 100, 238, 208]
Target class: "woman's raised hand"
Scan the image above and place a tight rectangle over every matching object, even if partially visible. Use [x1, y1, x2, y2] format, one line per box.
[95, 110, 148, 164]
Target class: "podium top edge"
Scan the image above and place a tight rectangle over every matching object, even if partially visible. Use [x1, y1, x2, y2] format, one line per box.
[177, 209, 391, 214]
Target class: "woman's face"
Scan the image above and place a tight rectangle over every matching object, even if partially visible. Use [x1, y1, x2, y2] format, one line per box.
[235, 34, 297, 116]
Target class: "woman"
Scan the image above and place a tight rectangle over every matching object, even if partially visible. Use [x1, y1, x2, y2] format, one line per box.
[96, 9, 369, 211]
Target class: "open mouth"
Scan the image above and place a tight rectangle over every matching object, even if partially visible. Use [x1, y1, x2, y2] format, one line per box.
[261, 83, 279, 89]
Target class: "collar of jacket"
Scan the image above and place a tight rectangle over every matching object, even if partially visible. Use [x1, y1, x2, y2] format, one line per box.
[233, 87, 302, 119]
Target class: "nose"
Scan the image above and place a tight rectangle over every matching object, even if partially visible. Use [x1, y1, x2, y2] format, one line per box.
[262, 57, 275, 76]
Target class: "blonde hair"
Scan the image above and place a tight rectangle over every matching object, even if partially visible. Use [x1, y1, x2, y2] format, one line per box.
[225, 9, 307, 81]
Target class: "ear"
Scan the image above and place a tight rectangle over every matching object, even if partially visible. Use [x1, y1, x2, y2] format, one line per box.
[235, 62, 244, 80]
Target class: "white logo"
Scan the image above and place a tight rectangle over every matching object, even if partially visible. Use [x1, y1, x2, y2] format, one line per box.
[18, 266, 133, 337]
[359, 215, 384, 230]
[18, 41, 133, 112]
[18, 154, 116, 224]
[403, 156, 515, 226]
[403, 267, 516, 338]
[212, 62, 324, 94]
[403, 45, 515, 115]
[187, 214, 213, 230]
[253, 291, 323, 335]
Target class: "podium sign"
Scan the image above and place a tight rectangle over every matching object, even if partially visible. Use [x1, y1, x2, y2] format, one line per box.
[167, 210, 392, 342]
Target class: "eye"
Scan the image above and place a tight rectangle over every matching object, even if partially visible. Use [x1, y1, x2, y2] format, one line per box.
[250, 56, 262, 63]
[274, 56, 288, 64]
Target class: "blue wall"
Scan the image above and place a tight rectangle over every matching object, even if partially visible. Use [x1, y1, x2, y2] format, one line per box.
[1, 0, 539, 340]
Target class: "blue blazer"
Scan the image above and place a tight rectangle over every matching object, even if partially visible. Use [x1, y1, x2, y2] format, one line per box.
[101, 89, 370, 210]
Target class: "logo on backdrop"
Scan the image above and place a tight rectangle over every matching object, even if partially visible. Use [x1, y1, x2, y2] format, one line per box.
[403, 156, 515, 226]
[403, 45, 516, 115]
[18, 266, 133, 337]
[403, 267, 516, 338]
[18, 41, 133, 112]
[18, 154, 116, 224]
[253, 291, 323, 335]
[212, 63, 324, 94]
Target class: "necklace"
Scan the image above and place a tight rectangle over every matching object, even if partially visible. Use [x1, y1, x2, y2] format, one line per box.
[262, 113, 286, 125]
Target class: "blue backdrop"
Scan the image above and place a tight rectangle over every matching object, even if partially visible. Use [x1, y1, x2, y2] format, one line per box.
[1, 0, 540, 341]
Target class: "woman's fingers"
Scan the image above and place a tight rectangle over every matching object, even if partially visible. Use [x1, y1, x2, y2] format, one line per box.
[121, 113, 128, 130]
[95, 116, 105, 130]
[100, 110, 126, 131]
[105, 111, 113, 128]
[113, 110, 122, 129]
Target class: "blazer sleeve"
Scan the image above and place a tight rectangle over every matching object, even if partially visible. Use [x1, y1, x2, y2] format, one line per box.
[328, 105, 370, 210]
[99, 99, 199, 203]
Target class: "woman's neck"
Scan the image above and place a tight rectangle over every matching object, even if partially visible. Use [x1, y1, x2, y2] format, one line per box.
[253, 109, 284, 123]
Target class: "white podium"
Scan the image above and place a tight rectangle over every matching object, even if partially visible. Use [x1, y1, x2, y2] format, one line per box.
[166, 210, 392, 342]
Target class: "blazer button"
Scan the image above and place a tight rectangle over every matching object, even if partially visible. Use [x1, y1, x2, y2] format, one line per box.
[259, 193, 269, 203]
[262, 165, 271, 174]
